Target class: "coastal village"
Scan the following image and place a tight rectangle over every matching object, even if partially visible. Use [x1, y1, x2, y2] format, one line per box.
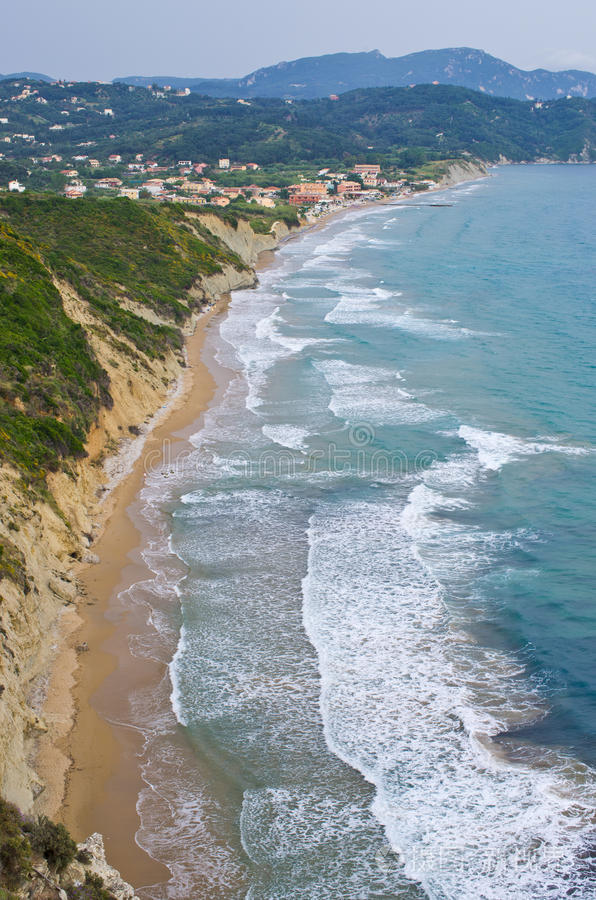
[0, 78, 439, 215]
[3, 151, 431, 218]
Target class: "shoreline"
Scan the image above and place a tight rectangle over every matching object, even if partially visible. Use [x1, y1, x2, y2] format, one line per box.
[53, 295, 232, 887]
[52, 237, 290, 888]
[39, 164, 489, 891]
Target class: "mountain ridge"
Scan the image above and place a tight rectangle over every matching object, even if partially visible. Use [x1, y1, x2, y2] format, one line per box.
[115, 47, 596, 101]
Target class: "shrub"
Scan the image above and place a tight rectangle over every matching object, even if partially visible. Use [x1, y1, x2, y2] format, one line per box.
[0, 798, 31, 890]
[66, 871, 117, 900]
[24, 815, 77, 873]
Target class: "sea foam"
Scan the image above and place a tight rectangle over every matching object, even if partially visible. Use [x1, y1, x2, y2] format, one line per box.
[459, 425, 590, 470]
[302, 499, 596, 899]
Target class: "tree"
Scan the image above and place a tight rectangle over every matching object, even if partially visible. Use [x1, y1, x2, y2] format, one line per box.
[399, 147, 427, 168]
[24, 816, 77, 873]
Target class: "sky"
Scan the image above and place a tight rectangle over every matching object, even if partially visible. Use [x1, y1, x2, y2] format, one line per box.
[4, 0, 596, 82]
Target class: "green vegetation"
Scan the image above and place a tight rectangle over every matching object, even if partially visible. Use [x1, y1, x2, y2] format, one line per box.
[23, 815, 77, 873]
[0, 194, 245, 356]
[66, 871, 117, 900]
[0, 193, 248, 491]
[0, 161, 29, 185]
[1, 79, 595, 170]
[217, 197, 299, 233]
[0, 798, 31, 890]
[0, 221, 109, 479]
[0, 797, 115, 898]
[0, 540, 29, 592]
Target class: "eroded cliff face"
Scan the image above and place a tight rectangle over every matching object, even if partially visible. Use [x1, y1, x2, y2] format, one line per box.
[0, 213, 296, 813]
[0, 281, 185, 812]
[438, 158, 488, 187]
[192, 214, 294, 267]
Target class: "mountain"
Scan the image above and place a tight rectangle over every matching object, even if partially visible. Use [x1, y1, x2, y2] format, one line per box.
[0, 71, 53, 82]
[115, 47, 596, 101]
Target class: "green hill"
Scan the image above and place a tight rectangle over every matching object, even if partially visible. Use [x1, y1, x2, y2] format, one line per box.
[0, 194, 245, 481]
[1, 80, 595, 169]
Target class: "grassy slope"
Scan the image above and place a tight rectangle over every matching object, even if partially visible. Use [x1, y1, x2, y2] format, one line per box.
[0, 194, 245, 484]
[0, 195, 248, 356]
[0, 222, 108, 478]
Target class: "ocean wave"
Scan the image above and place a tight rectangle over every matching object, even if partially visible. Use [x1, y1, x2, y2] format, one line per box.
[459, 425, 591, 471]
[325, 297, 477, 340]
[314, 359, 441, 426]
[367, 238, 399, 248]
[302, 499, 596, 899]
[239, 786, 412, 899]
[262, 423, 310, 451]
[256, 306, 337, 354]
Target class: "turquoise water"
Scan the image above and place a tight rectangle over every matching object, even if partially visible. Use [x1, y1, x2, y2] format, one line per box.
[135, 166, 596, 898]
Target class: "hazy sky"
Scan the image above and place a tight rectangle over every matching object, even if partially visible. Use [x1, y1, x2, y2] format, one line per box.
[4, 0, 596, 81]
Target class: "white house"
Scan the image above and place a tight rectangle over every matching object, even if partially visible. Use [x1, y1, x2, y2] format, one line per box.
[218, 158, 230, 169]
[8, 180, 25, 193]
[141, 179, 165, 195]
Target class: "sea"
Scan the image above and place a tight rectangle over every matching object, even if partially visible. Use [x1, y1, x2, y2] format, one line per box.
[122, 164, 596, 899]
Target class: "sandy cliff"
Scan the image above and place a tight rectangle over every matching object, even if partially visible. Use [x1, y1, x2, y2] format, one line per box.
[438, 158, 488, 187]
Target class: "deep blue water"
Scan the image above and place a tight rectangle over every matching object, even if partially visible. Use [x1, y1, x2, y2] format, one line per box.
[135, 166, 596, 899]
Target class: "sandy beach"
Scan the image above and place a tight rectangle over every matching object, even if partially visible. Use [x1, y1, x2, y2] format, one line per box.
[50, 234, 296, 889]
[43, 295, 231, 888]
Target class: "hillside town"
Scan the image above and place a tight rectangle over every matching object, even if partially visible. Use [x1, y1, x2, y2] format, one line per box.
[0, 78, 453, 216]
[3, 151, 433, 217]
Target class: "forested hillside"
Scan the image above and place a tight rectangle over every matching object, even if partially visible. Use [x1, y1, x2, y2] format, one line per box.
[1, 79, 596, 168]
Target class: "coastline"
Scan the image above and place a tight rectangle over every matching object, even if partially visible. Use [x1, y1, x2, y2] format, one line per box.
[48, 296, 231, 886]
[37, 161, 489, 892]
[52, 237, 289, 887]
